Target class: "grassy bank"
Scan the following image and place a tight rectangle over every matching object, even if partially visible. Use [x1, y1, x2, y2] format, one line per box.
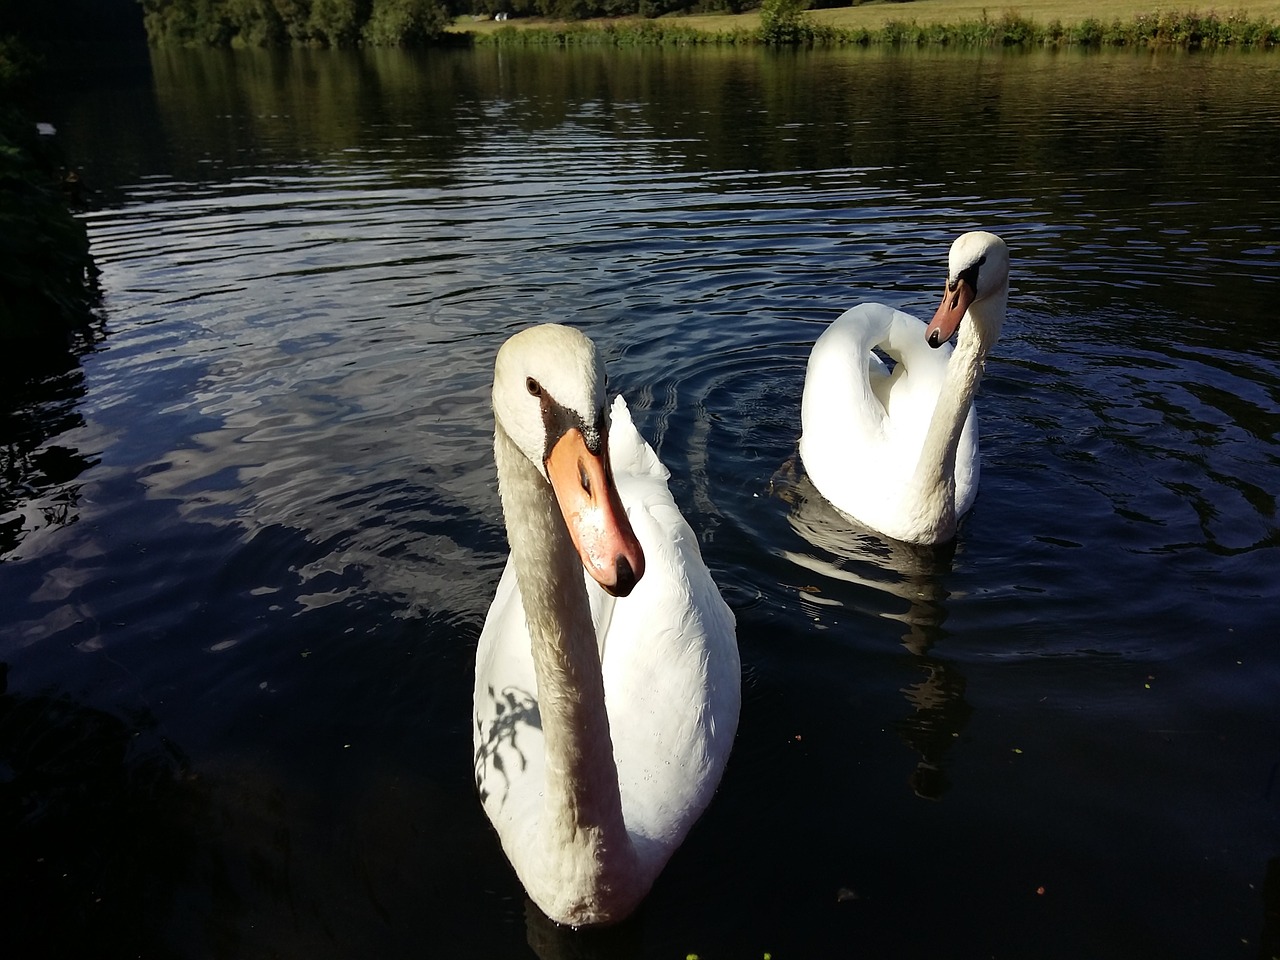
[454, 2, 1280, 47]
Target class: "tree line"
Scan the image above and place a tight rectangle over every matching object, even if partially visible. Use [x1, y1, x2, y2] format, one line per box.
[138, 0, 765, 47]
[140, 0, 450, 47]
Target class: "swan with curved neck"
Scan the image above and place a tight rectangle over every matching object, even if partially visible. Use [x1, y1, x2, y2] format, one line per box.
[799, 231, 1010, 544]
[474, 323, 740, 927]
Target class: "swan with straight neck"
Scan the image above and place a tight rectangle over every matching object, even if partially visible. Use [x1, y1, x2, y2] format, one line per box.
[474, 323, 740, 927]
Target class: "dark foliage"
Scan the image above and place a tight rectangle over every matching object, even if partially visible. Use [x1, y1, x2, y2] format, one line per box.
[0, 23, 99, 341]
[140, 0, 455, 46]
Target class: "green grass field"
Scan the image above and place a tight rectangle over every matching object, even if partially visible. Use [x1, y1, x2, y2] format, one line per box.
[454, 1, 1280, 38]
[807, 0, 1280, 31]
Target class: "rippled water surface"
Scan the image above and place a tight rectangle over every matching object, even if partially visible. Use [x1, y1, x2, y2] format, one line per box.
[4, 44, 1280, 959]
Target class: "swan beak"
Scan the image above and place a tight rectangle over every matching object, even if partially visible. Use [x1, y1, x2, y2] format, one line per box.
[925, 277, 976, 348]
[545, 427, 645, 598]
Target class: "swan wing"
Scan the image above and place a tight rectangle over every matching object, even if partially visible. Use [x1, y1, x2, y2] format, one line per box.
[801, 304, 899, 457]
[596, 396, 740, 867]
[800, 305, 930, 525]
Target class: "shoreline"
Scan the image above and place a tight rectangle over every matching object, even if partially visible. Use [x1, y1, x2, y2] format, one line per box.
[452, 3, 1280, 47]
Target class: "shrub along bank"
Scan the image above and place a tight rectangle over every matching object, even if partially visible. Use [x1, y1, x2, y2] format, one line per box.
[469, 6, 1280, 47]
[136, 0, 1280, 48]
[0, 36, 97, 341]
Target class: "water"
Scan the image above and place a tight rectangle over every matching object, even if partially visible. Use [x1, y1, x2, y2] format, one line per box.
[3, 44, 1279, 959]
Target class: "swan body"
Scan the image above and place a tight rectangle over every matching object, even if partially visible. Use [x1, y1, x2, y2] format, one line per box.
[799, 231, 1010, 544]
[474, 323, 740, 928]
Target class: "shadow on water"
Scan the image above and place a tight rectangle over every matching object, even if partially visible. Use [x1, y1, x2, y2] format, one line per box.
[773, 463, 973, 801]
[0, 603, 515, 959]
[525, 900, 643, 960]
[0, 662, 194, 959]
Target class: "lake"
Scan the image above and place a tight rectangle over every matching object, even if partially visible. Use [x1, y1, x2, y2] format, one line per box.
[3, 41, 1279, 959]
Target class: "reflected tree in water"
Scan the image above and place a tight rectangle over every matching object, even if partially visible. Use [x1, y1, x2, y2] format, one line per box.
[0, 342, 101, 559]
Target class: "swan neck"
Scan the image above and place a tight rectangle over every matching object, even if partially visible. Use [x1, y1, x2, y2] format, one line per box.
[914, 297, 1001, 513]
[493, 421, 636, 889]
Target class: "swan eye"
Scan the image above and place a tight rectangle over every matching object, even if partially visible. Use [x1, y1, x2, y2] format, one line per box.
[526, 377, 542, 397]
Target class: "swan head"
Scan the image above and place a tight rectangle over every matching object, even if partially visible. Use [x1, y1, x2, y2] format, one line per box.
[493, 323, 645, 597]
[925, 231, 1009, 349]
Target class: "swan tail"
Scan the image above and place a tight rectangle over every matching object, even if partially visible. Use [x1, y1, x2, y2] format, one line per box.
[609, 395, 670, 483]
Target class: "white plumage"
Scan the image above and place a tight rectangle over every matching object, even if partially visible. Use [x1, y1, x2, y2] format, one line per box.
[799, 231, 1010, 544]
[474, 324, 740, 927]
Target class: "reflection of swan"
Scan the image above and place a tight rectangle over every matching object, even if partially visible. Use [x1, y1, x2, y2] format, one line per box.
[776, 470, 973, 799]
[799, 232, 1010, 544]
[473, 324, 740, 928]
[776, 465, 953, 634]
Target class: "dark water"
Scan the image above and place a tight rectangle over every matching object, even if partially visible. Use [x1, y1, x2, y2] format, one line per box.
[4, 43, 1280, 959]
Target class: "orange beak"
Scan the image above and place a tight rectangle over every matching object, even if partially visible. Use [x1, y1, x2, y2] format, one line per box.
[545, 427, 645, 597]
[925, 277, 976, 348]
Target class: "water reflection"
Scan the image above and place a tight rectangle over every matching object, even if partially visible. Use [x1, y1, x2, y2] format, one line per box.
[775, 466, 972, 799]
[525, 900, 642, 960]
[0, 340, 103, 559]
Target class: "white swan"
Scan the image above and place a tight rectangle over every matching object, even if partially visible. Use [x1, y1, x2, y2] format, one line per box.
[473, 323, 740, 928]
[798, 231, 1010, 545]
